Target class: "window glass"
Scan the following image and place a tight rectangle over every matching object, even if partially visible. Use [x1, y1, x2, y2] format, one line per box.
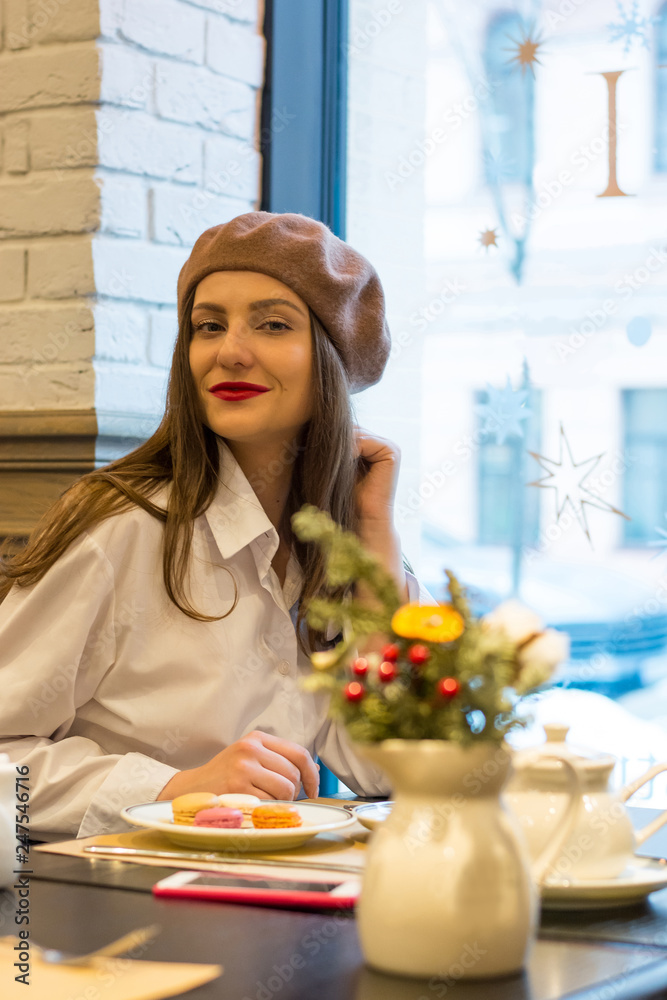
[346, 0, 667, 802]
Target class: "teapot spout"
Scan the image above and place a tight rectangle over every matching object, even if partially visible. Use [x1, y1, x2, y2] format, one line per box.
[620, 762, 667, 847]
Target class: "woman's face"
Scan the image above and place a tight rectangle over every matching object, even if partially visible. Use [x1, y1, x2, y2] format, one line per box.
[189, 271, 314, 449]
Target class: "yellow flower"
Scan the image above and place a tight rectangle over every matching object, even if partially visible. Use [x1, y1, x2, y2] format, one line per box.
[390, 603, 464, 643]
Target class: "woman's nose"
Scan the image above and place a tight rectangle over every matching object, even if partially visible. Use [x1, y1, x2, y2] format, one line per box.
[215, 322, 254, 367]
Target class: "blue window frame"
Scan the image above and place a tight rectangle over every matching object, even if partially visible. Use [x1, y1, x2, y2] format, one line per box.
[623, 390, 667, 542]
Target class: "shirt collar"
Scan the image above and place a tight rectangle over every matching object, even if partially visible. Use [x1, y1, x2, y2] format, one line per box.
[204, 440, 278, 560]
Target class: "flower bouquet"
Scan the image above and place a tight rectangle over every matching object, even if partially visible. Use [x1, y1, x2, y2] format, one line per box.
[292, 505, 569, 744]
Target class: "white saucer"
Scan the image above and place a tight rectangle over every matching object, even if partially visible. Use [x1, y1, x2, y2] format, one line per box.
[352, 801, 393, 831]
[541, 857, 667, 910]
[120, 800, 355, 852]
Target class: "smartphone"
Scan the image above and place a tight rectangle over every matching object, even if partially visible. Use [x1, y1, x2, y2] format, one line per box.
[152, 869, 361, 910]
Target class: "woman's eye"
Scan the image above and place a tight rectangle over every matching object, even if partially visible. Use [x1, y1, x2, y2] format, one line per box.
[193, 320, 223, 335]
[261, 320, 290, 333]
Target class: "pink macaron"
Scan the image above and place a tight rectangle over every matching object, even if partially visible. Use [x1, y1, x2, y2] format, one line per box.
[193, 807, 244, 829]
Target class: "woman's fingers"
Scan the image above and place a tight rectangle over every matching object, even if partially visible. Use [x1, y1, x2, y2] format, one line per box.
[254, 732, 320, 798]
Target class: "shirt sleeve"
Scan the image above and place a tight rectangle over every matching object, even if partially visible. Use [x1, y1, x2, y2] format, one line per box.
[314, 718, 391, 797]
[0, 532, 177, 837]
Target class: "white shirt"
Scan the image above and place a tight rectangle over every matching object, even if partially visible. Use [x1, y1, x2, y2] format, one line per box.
[0, 442, 434, 837]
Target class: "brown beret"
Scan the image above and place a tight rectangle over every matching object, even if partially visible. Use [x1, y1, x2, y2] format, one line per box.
[177, 211, 391, 393]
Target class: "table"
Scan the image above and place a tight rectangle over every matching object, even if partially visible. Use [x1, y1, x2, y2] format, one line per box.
[3, 808, 667, 1000]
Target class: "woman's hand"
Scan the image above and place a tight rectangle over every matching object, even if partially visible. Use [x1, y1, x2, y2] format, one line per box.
[353, 428, 408, 604]
[353, 427, 401, 527]
[156, 731, 320, 801]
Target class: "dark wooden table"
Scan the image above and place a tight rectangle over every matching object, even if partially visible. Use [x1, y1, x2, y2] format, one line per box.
[3, 807, 667, 999]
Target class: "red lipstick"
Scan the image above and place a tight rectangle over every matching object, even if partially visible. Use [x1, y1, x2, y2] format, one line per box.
[208, 381, 270, 402]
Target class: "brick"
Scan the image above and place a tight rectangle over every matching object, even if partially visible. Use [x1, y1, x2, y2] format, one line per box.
[181, 0, 258, 24]
[0, 43, 100, 113]
[28, 237, 95, 298]
[5, 0, 30, 50]
[29, 107, 98, 171]
[27, 0, 99, 45]
[93, 301, 149, 363]
[98, 44, 155, 112]
[0, 174, 100, 238]
[120, 0, 205, 63]
[99, 173, 148, 239]
[148, 307, 178, 367]
[0, 362, 94, 408]
[206, 16, 264, 86]
[154, 59, 255, 138]
[97, 108, 202, 182]
[92, 237, 188, 304]
[94, 360, 168, 416]
[204, 133, 260, 200]
[5, 118, 30, 173]
[0, 246, 26, 301]
[98, 1, 124, 41]
[0, 303, 94, 363]
[150, 182, 241, 246]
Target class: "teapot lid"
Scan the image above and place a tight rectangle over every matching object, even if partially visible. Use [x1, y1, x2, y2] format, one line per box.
[513, 723, 616, 776]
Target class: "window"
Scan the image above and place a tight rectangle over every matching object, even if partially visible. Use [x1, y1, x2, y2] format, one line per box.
[656, 2, 667, 172]
[477, 388, 541, 546]
[483, 12, 534, 186]
[623, 390, 667, 542]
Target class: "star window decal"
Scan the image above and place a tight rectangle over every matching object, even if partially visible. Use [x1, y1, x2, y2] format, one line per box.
[528, 425, 630, 544]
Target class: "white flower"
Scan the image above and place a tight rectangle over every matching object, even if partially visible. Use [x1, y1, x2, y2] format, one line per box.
[482, 600, 543, 644]
[518, 628, 570, 670]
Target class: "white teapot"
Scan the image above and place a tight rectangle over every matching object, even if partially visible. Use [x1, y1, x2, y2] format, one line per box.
[505, 724, 667, 881]
[0, 754, 17, 887]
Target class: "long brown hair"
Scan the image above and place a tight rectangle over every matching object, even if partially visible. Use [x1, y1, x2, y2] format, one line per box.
[0, 294, 358, 652]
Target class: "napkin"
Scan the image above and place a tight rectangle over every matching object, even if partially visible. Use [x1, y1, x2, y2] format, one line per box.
[0, 937, 222, 1000]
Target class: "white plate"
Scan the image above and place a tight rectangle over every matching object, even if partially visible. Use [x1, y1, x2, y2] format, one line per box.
[120, 800, 356, 852]
[352, 801, 394, 831]
[541, 857, 667, 910]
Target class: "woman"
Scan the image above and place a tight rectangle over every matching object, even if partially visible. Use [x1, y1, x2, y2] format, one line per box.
[0, 212, 431, 837]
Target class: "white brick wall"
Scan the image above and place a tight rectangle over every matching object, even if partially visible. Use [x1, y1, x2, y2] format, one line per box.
[0, 0, 264, 452]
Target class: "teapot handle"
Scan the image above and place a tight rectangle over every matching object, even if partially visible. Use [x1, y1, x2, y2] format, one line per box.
[527, 754, 581, 887]
[620, 763, 667, 847]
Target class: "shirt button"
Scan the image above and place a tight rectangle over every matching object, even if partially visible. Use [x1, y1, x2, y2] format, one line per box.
[277, 659, 291, 676]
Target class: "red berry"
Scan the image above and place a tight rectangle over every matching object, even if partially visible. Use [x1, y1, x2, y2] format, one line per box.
[381, 643, 400, 662]
[438, 677, 460, 699]
[408, 644, 430, 666]
[378, 660, 398, 683]
[344, 681, 365, 702]
[351, 657, 369, 677]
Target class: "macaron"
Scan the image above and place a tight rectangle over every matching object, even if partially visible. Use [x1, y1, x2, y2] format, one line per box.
[251, 804, 303, 829]
[217, 793, 261, 827]
[172, 792, 219, 825]
[193, 807, 244, 829]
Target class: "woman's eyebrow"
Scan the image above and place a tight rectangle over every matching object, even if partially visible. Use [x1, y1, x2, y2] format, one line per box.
[191, 298, 307, 317]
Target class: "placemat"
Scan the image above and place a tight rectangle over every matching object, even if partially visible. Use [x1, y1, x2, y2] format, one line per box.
[0, 937, 221, 1000]
[34, 823, 370, 876]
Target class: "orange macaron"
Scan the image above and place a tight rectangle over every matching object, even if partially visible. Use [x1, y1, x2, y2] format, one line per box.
[251, 804, 303, 829]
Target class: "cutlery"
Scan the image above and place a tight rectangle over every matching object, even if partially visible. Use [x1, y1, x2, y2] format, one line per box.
[29, 924, 160, 966]
[83, 845, 363, 875]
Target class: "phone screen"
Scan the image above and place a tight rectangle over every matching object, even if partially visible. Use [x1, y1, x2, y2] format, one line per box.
[185, 874, 343, 893]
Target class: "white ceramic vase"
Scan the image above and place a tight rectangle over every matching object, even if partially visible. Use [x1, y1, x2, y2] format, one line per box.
[355, 740, 537, 979]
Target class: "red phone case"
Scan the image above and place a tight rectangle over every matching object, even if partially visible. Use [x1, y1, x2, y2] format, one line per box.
[153, 878, 358, 911]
